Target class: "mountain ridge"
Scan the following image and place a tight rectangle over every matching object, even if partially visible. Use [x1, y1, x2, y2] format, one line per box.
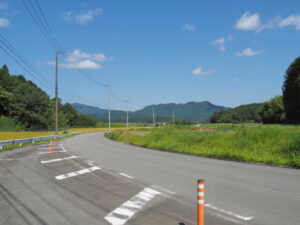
[71, 101, 228, 123]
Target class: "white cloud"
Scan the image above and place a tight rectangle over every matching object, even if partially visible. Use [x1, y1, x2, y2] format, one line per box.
[61, 8, 102, 24]
[234, 12, 300, 32]
[213, 37, 225, 45]
[0, 17, 9, 27]
[236, 48, 262, 57]
[0, 2, 8, 10]
[233, 78, 240, 82]
[62, 59, 101, 69]
[227, 35, 234, 41]
[278, 15, 300, 30]
[212, 36, 233, 52]
[235, 12, 260, 31]
[45, 49, 112, 69]
[182, 23, 196, 31]
[192, 67, 214, 77]
[66, 49, 110, 63]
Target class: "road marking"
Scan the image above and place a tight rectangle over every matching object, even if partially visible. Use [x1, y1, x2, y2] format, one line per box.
[85, 160, 95, 166]
[38, 144, 66, 155]
[104, 188, 161, 225]
[37, 150, 65, 155]
[40, 155, 77, 164]
[119, 173, 134, 179]
[151, 185, 176, 195]
[55, 166, 101, 180]
[205, 204, 254, 221]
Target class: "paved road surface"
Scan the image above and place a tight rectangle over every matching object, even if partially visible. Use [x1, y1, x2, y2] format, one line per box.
[0, 132, 299, 225]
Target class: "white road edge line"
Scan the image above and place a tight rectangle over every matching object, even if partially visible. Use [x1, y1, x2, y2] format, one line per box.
[55, 166, 101, 180]
[40, 155, 77, 164]
[151, 185, 176, 195]
[119, 173, 134, 179]
[104, 188, 161, 225]
[205, 204, 254, 221]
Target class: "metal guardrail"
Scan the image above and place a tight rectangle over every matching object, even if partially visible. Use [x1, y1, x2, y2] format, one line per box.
[0, 132, 79, 147]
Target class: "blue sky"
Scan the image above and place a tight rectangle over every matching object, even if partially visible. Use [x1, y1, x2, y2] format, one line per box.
[1, 0, 300, 110]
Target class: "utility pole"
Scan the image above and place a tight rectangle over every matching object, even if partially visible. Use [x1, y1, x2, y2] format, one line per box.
[105, 85, 111, 132]
[55, 51, 64, 136]
[152, 105, 155, 127]
[172, 110, 175, 125]
[124, 100, 129, 129]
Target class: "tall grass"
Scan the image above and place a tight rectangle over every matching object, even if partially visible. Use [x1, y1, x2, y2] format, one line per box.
[106, 124, 300, 167]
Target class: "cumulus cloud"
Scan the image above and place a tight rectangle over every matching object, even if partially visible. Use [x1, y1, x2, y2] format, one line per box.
[212, 36, 233, 52]
[182, 23, 196, 31]
[0, 1, 8, 10]
[236, 48, 262, 57]
[61, 8, 102, 24]
[235, 12, 300, 32]
[0, 17, 9, 27]
[235, 12, 260, 31]
[192, 67, 214, 77]
[278, 14, 300, 30]
[45, 49, 112, 69]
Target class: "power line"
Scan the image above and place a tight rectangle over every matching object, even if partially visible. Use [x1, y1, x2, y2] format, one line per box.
[22, 0, 62, 50]
[33, 0, 63, 50]
[0, 35, 102, 107]
[21, 1, 152, 113]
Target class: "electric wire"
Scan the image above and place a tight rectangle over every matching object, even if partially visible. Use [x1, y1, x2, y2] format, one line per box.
[20, 1, 149, 111]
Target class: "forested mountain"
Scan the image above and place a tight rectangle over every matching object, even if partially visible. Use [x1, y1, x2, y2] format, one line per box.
[72, 101, 227, 123]
[0, 65, 97, 131]
[210, 103, 263, 123]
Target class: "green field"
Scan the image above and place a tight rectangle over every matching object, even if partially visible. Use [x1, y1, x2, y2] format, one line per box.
[105, 124, 300, 168]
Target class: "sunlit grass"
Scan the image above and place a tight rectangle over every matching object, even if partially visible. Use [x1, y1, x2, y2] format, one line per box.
[0, 131, 59, 141]
[105, 124, 300, 167]
[0, 127, 127, 141]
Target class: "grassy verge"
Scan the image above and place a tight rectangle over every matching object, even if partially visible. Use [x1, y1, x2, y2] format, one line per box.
[105, 124, 300, 168]
[0, 134, 78, 153]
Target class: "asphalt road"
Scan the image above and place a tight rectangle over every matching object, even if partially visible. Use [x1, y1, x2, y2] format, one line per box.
[0, 132, 299, 225]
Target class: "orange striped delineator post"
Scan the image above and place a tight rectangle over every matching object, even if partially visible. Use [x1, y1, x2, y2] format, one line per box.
[197, 179, 205, 225]
[49, 140, 53, 154]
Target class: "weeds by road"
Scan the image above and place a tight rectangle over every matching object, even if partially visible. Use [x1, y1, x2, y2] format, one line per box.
[105, 124, 300, 168]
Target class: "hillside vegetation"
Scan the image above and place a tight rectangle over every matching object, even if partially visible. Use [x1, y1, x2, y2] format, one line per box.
[211, 56, 300, 124]
[106, 124, 300, 167]
[211, 103, 263, 123]
[0, 65, 97, 131]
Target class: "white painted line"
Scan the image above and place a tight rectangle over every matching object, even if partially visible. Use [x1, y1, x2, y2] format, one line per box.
[37, 151, 65, 155]
[40, 155, 77, 164]
[119, 173, 134, 179]
[151, 185, 176, 195]
[205, 204, 254, 221]
[55, 166, 101, 180]
[104, 188, 161, 225]
[61, 145, 67, 152]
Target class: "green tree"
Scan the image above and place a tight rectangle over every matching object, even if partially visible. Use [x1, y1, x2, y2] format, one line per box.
[283, 56, 300, 124]
[75, 114, 97, 127]
[8, 76, 51, 130]
[259, 96, 285, 124]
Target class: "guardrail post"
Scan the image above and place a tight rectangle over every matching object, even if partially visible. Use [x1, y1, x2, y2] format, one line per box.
[198, 179, 205, 225]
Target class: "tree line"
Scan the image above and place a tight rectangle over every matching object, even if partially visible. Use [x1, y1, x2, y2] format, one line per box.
[211, 56, 300, 124]
[0, 65, 97, 131]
